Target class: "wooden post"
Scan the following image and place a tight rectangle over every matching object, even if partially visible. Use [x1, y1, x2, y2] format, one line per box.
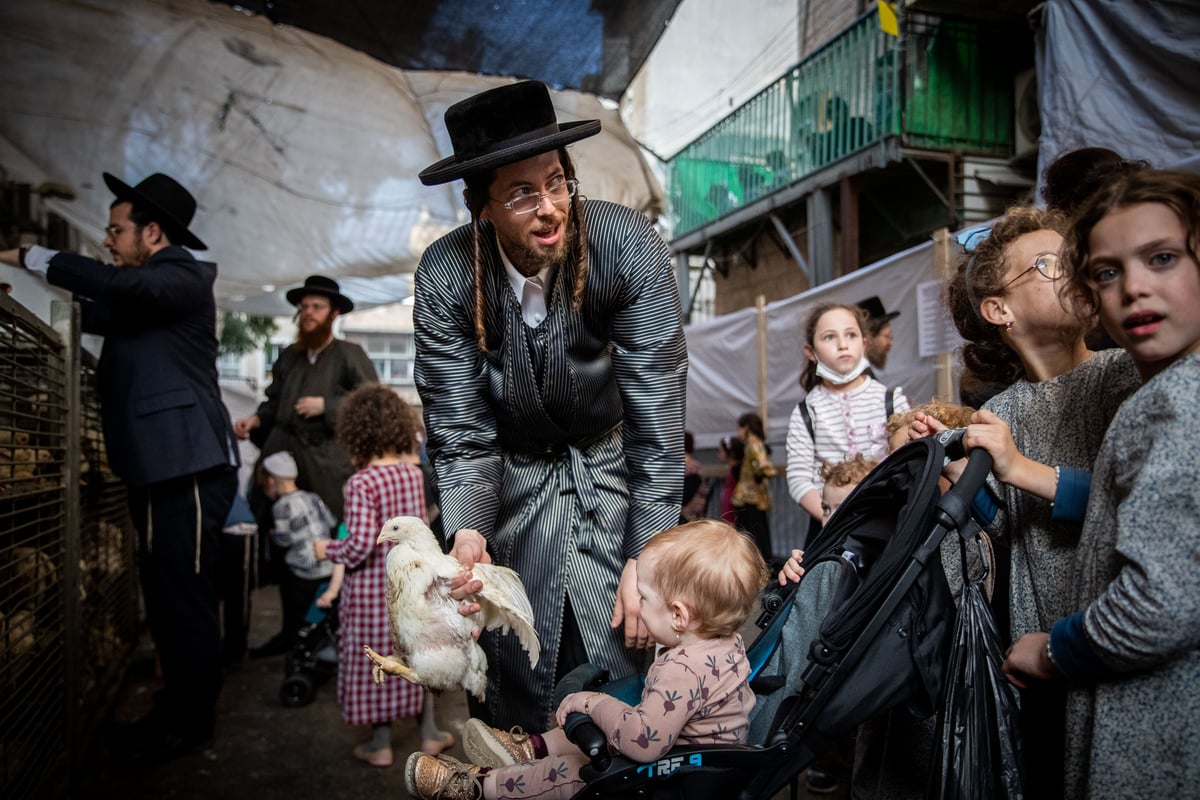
[932, 228, 956, 401]
[756, 293, 768, 429]
[839, 174, 859, 275]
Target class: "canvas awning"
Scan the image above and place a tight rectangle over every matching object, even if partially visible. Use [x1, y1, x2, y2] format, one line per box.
[0, 0, 668, 315]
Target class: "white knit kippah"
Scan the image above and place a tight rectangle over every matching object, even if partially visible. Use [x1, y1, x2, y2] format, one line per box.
[262, 451, 298, 479]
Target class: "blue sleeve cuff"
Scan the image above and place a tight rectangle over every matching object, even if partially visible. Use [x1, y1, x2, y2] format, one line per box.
[1050, 612, 1118, 681]
[1050, 467, 1091, 522]
[971, 485, 999, 525]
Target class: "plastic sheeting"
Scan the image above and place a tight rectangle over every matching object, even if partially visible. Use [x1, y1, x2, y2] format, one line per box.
[0, 0, 664, 315]
[1036, 0, 1200, 185]
[684, 238, 949, 450]
[215, 0, 684, 101]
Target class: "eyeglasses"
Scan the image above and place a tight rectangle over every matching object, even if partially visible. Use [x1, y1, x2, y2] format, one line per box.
[999, 252, 1063, 291]
[498, 178, 579, 215]
[104, 223, 142, 239]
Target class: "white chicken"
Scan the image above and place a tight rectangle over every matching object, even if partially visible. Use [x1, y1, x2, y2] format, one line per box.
[363, 516, 539, 701]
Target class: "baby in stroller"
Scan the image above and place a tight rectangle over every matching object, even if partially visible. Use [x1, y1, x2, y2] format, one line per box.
[427, 431, 988, 800]
[404, 519, 769, 800]
[279, 583, 340, 708]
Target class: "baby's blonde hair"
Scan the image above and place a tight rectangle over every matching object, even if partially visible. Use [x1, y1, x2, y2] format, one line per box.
[819, 454, 877, 488]
[886, 398, 976, 440]
[640, 520, 768, 638]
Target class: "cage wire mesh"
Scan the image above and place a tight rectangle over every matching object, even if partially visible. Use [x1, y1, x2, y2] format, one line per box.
[0, 293, 69, 797]
[0, 219, 139, 796]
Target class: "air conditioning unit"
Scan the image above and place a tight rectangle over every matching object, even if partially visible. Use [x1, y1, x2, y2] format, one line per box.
[1014, 68, 1040, 155]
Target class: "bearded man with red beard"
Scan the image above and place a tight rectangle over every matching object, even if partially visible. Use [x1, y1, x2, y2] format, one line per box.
[412, 81, 687, 733]
[234, 276, 376, 656]
[237, 274, 376, 522]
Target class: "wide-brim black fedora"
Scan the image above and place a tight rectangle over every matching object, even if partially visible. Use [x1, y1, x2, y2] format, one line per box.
[419, 80, 601, 186]
[856, 295, 901, 324]
[103, 172, 207, 250]
[285, 275, 354, 314]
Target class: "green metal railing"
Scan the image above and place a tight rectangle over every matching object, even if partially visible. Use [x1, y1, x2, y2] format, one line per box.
[668, 12, 1014, 238]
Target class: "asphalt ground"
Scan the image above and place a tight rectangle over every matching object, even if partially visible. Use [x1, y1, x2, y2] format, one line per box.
[78, 586, 845, 799]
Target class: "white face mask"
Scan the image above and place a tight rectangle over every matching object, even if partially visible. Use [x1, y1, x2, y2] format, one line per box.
[815, 355, 871, 385]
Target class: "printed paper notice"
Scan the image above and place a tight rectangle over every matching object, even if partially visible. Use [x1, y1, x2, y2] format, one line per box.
[917, 280, 965, 358]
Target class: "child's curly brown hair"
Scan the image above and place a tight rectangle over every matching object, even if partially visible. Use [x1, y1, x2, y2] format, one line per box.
[335, 383, 418, 468]
[819, 453, 877, 488]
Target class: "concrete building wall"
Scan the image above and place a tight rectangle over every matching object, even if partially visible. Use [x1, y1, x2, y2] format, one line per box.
[800, 2, 869, 57]
[622, 0, 801, 159]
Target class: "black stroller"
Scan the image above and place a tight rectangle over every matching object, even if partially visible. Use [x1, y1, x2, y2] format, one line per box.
[279, 594, 340, 708]
[554, 429, 996, 799]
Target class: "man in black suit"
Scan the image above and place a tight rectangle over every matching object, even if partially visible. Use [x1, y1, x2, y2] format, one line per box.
[2, 172, 239, 762]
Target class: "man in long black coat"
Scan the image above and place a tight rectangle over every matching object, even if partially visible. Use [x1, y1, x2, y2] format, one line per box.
[234, 275, 376, 523]
[232, 275, 376, 657]
[1, 171, 239, 762]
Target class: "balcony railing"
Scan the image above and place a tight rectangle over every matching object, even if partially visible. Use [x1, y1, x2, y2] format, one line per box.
[667, 12, 1014, 238]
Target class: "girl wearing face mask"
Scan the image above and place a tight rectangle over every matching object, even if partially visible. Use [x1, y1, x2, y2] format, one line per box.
[785, 302, 910, 533]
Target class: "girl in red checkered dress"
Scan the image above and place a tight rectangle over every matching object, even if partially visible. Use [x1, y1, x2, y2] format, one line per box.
[315, 384, 454, 767]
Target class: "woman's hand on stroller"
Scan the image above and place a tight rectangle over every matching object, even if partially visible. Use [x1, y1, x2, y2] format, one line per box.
[1001, 631, 1057, 688]
[777, 549, 806, 586]
[316, 588, 338, 608]
[963, 410, 1060, 501]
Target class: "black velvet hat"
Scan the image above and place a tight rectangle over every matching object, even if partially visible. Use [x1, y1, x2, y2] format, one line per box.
[285, 275, 354, 314]
[419, 80, 601, 186]
[103, 172, 207, 250]
[856, 295, 901, 328]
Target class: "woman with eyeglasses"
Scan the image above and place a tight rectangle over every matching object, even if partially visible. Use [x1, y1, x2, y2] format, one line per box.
[931, 206, 1142, 799]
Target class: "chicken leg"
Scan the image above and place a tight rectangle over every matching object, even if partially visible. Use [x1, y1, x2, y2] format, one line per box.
[363, 645, 422, 686]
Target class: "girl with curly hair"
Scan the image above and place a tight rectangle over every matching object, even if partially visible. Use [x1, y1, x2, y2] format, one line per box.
[313, 383, 453, 766]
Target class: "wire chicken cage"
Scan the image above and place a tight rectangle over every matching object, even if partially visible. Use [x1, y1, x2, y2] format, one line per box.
[0, 290, 138, 798]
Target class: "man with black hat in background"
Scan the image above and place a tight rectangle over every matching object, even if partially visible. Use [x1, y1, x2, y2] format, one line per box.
[856, 294, 901, 372]
[1, 172, 239, 762]
[234, 274, 376, 657]
[413, 80, 687, 732]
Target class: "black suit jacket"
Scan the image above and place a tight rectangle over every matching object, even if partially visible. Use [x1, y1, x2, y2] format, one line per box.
[47, 246, 237, 488]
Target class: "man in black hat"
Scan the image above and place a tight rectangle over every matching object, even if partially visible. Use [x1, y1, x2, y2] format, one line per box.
[2, 172, 239, 762]
[412, 80, 687, 731]
[233, 275, 376, 656]
[856, 295, 902, 371]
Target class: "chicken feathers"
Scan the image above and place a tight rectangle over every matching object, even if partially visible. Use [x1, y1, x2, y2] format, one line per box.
[363, 516, 539, 701]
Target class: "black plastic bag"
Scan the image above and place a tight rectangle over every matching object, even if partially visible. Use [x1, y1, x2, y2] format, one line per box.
[932, 558, 1025, 799]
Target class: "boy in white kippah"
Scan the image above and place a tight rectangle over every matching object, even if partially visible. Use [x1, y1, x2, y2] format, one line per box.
[249, 451, 336, 658]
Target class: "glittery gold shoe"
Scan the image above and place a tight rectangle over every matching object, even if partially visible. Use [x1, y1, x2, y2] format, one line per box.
[462, 718, 537, 767]
[404, 752, 483, 800]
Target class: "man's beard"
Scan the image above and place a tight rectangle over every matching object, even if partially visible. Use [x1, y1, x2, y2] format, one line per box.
[296, 315, 335, 351]
[111, 238, 152, 268]
[497, 216, 574, 277]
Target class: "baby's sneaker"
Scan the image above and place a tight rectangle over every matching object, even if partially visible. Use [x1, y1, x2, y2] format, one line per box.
[405, 753, 482, 800]
[462, 718, 537, 766]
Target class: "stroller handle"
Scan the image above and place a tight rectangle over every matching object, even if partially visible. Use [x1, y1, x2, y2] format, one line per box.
[564, 712, 611, 770]
[934, 428, 993, 531]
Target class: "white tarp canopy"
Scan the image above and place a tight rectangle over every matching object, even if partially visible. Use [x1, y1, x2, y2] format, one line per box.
[684, 238, 951, 451]
[0, 0, 664, 315]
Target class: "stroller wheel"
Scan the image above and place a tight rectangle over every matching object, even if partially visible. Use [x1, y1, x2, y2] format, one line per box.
[280, 673, 316, 708]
